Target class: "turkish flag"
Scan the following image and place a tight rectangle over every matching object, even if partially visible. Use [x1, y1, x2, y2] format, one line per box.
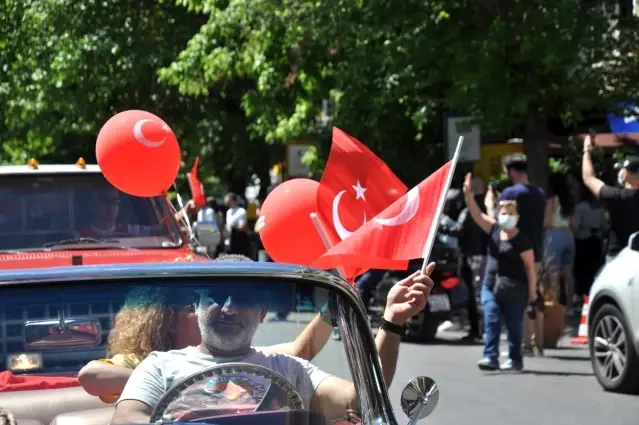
[314, 127, 409, 278]
[313, 161, 453, 270]
[187, 156, 206, 208]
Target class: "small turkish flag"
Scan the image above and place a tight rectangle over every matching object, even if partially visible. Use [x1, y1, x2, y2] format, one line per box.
[313, 161, 453, 271]
[315, 127, 409, 279]
[187, 157, 206, 208]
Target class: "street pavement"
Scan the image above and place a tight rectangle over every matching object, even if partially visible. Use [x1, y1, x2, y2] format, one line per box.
[256, 313, 638, 425]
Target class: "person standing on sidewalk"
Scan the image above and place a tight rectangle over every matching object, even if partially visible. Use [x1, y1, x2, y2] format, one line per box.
[223, 192, 251, 257]
[572, 186, 607, 297]
[582, 134, 639, 263]
[463, 174, 538, 371]
[544, 173, 576, 311]
[497, 154, 546, 356]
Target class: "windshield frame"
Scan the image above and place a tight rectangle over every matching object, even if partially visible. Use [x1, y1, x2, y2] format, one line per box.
[0, 172, 185, 251]
[0, 263, 398, 425]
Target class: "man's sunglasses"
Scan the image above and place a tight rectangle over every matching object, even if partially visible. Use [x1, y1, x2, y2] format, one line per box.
[174, 290, 265, 311]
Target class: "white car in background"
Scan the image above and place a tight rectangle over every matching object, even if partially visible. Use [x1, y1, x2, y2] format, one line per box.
[587, 232, 639, 394]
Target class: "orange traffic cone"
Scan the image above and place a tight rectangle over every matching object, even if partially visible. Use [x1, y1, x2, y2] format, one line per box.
[570, 296, 590, 345]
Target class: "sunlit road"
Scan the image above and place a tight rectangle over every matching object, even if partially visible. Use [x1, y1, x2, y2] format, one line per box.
[257, 313, 638, 425]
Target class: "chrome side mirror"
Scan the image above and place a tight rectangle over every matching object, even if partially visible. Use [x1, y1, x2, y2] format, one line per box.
[400, 376, 439, 425]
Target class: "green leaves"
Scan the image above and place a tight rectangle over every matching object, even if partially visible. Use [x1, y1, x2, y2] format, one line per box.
[3, 0, 637, 190]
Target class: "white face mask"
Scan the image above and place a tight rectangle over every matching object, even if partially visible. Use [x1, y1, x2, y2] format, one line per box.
[498, 214, 518, 229]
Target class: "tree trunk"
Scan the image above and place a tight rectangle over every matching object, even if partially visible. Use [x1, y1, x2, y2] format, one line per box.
[522, 111, 549, 191]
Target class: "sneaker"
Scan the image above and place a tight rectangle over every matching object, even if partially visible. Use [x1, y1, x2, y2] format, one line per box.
[523, 346, 535, 357]
[533, 346, 544, 357]
[477, 358, 499, 371]
[500, 359, 523, 371]
[331, 327, 342, 340]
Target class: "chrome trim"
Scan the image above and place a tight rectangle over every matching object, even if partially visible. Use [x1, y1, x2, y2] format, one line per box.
[0, 262, 399, 425]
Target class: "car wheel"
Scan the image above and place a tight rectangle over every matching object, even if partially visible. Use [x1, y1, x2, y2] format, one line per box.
[589, 304, 639, 394]
[403, 311, 439, 343]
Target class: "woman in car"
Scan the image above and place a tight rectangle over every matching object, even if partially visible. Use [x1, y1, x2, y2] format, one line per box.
[463, 173, 538, 371]
[78, 257, 336, 402]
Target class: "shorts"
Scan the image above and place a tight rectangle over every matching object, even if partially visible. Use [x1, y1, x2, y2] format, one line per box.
[544, 228, 575, 269]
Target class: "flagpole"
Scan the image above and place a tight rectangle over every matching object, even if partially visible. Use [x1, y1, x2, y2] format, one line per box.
[309, 212, 348, 279]
[420, 136, 465, 274]
[172, 182, 194, 236]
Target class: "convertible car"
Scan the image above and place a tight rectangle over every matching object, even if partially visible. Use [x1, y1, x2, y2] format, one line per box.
[0, 262, 438, 425]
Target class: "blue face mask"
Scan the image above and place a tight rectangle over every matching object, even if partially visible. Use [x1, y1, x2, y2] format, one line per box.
[498, 214, 518, 229]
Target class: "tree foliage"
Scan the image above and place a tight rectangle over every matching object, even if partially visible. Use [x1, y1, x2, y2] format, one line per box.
[163, 0, 639, 187]
[0, 0, 277, 193]
[2, 0, 638, 192]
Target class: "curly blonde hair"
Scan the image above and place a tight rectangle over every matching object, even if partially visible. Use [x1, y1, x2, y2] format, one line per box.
[107, 287, 179, 362]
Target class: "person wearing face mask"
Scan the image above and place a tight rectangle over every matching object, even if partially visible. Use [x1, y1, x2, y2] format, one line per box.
[497, 154, 546, 355]
[463, 173, 538, 371]
[582, 134, 639, 263]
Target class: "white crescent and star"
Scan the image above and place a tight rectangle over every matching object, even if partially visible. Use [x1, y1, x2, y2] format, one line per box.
[373, 186, 420, 226]
[133, 119, 170, 148]
[331, 180, 421, 240]
[332, 180, 367, 240]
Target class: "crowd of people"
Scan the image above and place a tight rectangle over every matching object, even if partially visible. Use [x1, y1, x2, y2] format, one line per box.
[185, 192, 261, 260]
[441, 133, 639, 371]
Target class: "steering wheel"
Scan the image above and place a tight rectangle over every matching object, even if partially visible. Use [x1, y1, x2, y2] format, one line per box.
[151, 363, 305, 424]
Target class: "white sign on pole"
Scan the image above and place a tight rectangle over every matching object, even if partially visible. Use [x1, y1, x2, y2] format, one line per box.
[287, 144, 312, 177]
[446, 117, 481, 162]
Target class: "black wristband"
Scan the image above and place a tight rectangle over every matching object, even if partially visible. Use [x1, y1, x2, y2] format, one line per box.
[380, 318, 406, 336]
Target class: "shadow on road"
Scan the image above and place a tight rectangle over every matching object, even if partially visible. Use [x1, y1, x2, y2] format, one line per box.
[402, 337, 483, 347]
[482, 369, 594, 377]
[520, 369, 594, 377]
[546, 354, 591, 362]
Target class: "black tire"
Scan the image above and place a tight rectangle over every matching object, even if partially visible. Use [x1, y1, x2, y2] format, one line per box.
[403, 311, 439, 343]
[589, 304, 639, 394]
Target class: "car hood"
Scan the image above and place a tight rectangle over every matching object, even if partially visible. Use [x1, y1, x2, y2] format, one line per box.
[590, 247, 638, 297]
[0, 249, 209, 269]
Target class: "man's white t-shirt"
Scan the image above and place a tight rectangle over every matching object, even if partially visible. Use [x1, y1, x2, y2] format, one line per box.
[225, 207, 247, 233]
[117, 346, 331, 410]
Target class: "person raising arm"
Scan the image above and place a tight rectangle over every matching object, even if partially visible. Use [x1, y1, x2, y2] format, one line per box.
[462, 173, 496, 233]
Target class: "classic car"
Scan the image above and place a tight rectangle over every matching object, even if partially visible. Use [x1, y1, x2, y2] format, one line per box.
[0, 158, 209, 374]
[0, 158, 207, 268]
[0, 262, 438, 425]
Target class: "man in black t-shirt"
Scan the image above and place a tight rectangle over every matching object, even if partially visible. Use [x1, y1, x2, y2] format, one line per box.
[498, 155, 547, 263]
[582, 135, 639, 262]
[497, 154, 546, 356]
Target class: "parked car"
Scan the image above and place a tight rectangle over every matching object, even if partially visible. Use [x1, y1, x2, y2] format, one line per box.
[0, 262, 439, 425]
[587, 231, 639, 394]
[367, 241, 468, 342]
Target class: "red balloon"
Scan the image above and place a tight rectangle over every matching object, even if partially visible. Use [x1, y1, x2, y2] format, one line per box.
[96, 110, 182, 197]
[258, 179, 329, 266]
